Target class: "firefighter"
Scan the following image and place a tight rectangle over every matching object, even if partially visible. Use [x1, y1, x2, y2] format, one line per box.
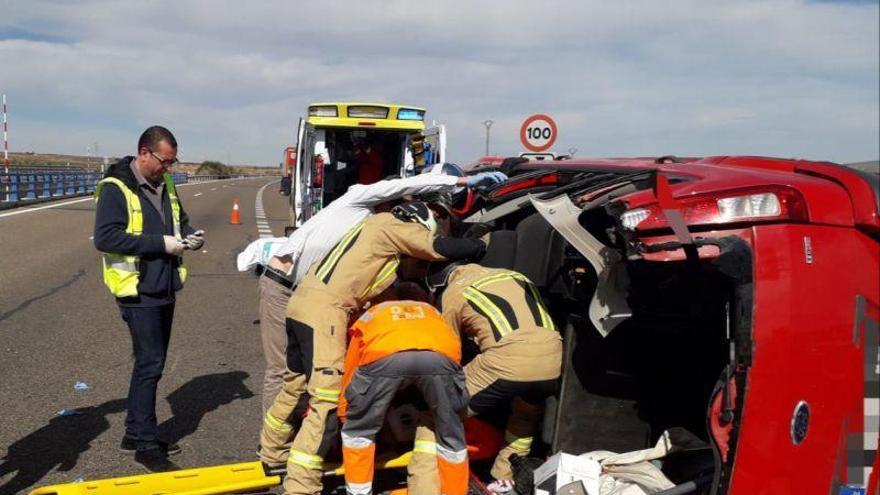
[260, 202, 485, 495]
[407, 263, 563, 495]
[339, 300, 469, 495]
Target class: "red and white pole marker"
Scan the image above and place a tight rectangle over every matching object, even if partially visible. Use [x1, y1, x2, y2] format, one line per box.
[3, 94, 8, 174]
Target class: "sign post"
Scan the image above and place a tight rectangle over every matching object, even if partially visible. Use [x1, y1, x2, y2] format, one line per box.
[519, 114, 558, 153]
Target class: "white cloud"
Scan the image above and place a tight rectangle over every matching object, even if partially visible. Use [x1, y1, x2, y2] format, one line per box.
[0, 0, 876, 165]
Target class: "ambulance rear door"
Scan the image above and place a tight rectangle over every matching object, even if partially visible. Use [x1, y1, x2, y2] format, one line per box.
[422, 124, 446, 170]
[292, 118, 316, 227]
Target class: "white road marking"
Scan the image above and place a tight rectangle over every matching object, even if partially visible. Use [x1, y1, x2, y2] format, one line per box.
[255, 179, 281, 238]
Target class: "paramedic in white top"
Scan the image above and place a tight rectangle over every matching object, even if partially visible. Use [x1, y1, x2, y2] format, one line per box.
[242, 164, 507, 414]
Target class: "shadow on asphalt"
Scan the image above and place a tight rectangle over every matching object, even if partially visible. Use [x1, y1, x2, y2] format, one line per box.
[159, 370, 254, 444]
[0, 371, 253, 495]
[0, 398, 127, 495]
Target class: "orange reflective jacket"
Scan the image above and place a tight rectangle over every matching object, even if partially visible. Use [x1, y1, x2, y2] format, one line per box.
[339, 300, 461, 420]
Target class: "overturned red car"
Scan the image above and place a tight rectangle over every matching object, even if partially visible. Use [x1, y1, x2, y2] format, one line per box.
[454, 155, 879, 494]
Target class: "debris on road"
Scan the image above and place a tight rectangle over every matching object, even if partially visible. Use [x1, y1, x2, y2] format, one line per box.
[74, 381, 89, 390]
[57, 408, 84, 417]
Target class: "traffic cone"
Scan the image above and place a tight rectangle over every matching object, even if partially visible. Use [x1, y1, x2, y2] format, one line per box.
[230, 197, 242, 225]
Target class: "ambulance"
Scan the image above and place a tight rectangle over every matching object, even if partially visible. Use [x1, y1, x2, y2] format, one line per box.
[290, 102, 447, 228]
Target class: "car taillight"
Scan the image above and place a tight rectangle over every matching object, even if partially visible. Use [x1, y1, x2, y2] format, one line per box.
[488, 174, 558, 199]
[622, 186, 808, 231]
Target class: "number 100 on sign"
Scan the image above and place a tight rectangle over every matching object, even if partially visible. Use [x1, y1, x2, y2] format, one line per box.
[520, 114, 558, 152]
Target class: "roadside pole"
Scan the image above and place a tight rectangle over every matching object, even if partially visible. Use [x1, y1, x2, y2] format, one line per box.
[3, 94, 8, 173]
[2, 94, 8, 204]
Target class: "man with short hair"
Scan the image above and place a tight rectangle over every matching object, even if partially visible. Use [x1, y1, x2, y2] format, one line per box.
[94, 126, 204, 470]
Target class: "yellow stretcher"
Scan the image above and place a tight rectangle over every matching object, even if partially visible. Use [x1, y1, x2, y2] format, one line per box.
[28, 452, 413, 495]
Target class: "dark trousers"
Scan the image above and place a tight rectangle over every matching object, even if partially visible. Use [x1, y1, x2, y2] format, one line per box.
[119, 303, 175, 450]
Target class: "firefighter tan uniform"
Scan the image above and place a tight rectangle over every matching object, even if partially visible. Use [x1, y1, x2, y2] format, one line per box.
[408, 264, 562, 492]
[261, 206, 484, 495]
[340, 301, 469, 495]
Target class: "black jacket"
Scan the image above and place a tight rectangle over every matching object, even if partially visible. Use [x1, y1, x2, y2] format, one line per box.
[93, 156, 195, 306]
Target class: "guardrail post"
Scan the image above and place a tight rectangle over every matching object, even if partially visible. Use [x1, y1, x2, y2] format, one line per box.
[24, 174, 36, 200]
[54, 174, 63, 197]
[8, 174, 18, 202]
[40, 174, 51, 198]
[65, 173, 75, 195]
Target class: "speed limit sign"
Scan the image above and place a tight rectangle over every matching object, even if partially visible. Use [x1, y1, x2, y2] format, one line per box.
[520, 114, 558, 152]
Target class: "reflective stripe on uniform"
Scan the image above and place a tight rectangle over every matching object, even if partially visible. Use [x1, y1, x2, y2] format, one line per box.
[341, 432, 373, 448]
[345, 481, 373, 495]
[108, 260, 138, 272]
[413, 440, 437, 456]
[469, 271, 555, 333]
[263, 412, 293, 432]
[524, 282, 554, 330]
[436, 444, 468, 464]
[504, 431, 533, 451]
[163, 174, 182, 238]
[314, 387, 340, 403]
[288, 449, 324, 469]
[472, 271, 518, 289]
[462, 287, 514, 337]
[316, 223, 365, 283]
[361, 257, 400, 297]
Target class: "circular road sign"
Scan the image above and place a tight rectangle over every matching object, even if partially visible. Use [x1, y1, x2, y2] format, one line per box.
[520, 114, 558, 152]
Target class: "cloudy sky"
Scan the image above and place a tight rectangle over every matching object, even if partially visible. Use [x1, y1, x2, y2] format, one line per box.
[0, 0, 877, 166]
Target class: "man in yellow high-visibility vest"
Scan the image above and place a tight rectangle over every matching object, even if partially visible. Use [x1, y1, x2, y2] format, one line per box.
[93, 126, 204, 471]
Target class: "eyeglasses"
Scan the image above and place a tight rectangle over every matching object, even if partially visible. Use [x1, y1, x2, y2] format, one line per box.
[150, 150, 179, 167]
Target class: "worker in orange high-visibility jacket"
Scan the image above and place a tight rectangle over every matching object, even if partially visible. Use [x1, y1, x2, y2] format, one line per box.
[407, 263, 562, 495]
[339, 300, 469, 495]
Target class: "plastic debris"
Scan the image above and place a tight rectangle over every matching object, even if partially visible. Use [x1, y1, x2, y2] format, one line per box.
[74, 477, 84, 483]
[74, 381, 89, 391]
[57, 408, 84, 417]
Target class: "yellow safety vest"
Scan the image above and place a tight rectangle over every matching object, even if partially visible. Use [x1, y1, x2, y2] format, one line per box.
[95, 174, 188, 298]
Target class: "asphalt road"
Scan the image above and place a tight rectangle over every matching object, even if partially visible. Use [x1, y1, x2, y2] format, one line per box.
[0, 177, 289, 494]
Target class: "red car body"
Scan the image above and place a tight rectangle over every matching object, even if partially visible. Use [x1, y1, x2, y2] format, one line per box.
[463, 155, 879, 494]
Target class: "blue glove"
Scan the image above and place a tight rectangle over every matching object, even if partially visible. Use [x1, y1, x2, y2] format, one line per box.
[466, 171, 508, 191]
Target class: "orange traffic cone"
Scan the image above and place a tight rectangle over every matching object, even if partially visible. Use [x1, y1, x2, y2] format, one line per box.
[230, 198, 242, 225]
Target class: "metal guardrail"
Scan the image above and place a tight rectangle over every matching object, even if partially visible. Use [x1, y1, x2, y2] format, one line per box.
[0, 172, 276, 210]
[0, 171, 187, 210]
